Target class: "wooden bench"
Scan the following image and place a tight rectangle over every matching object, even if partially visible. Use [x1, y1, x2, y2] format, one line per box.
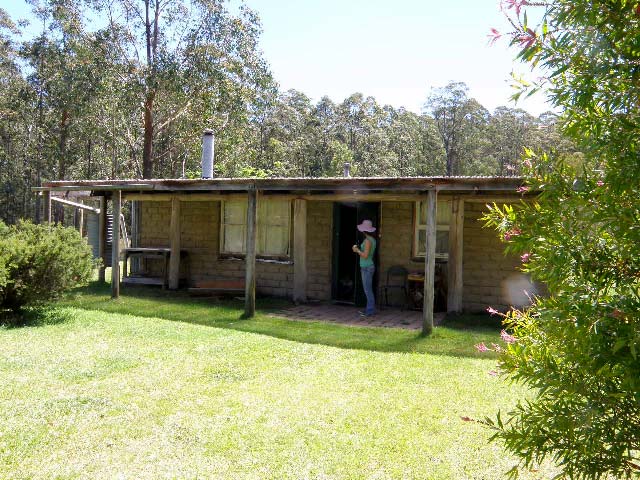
[188, 279, 245, 297]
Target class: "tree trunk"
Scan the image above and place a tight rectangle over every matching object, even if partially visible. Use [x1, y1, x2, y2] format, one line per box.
[142, 91, 155, 179]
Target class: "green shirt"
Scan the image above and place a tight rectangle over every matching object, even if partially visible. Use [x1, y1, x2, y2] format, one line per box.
[359, 236, 376, 267]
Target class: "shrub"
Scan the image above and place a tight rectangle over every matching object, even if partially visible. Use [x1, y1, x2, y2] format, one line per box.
[482, 1, 640, 478]
[0, 221, 96, 312]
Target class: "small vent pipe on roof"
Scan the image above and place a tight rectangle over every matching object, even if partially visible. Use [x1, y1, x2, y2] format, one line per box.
[201, 129, 215, 179]
[343, 162, 351, 178]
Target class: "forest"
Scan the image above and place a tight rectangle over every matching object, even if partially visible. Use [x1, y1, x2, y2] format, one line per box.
[0, 0, 577, 224]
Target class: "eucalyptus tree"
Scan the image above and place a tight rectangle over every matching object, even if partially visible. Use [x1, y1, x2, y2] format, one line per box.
[95, 0, 273, 178]
[0, 8, 32, 223]
[486, 106, 536, 175]
[424, 81, 486, 175]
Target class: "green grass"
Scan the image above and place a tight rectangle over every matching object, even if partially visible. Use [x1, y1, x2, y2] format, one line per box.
[0, 281, 555, 479]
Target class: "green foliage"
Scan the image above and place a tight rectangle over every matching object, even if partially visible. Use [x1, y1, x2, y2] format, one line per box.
[0, 221, 96, 313]
[482, 1, 640, 478]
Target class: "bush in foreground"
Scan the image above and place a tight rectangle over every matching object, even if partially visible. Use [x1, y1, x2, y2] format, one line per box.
[0, 221, 96, 313]
[482, 1, 640, 478]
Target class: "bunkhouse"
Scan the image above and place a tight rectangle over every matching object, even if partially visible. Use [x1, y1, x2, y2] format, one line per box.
[36, 175, 536, 333]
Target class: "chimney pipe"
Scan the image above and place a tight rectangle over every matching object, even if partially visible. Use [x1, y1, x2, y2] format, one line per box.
[201, 129, 215, 179]
[343, 162, 351, 178]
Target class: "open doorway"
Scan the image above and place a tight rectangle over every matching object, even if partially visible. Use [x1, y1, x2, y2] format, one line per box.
[331, 202, 380, 306]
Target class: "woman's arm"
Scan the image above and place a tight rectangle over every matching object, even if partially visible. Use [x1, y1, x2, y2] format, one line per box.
[353, 238, 371, 259]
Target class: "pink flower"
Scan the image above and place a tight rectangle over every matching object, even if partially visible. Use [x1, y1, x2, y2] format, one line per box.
[486, 307, 499, 316]
[491, 343, 503, 353]
[504, 228, 522, 241]
[517, 28, 537, 48]
[523, 159, 532, 168]
[517, 186, 530, 193]
[475, 342, 490, 352]
[500, 330, 517, 344]
[502, 0, 529, 16]
[596, 180, 604, 186]
[487, 28, 502, 46]
[521, 253, 530, 262]
[488, 370, 499, 376]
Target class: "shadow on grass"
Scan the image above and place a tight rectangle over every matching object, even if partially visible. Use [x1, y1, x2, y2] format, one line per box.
[0, 305, 75, 328]
[58, 281, 502, 358]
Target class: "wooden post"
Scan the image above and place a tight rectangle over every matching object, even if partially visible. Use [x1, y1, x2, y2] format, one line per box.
[447, 197, 464, 313]
[293, 199, 307, 303]
[422, 189, 437, 336]
[244, 188, 257, 318]
[42, 191, 52, 224]
[78, 209, 84, 237]
[98, 196, 106, 283]
[111, 190, 121, 298]
[130, 200, 140, 274]
[168, 196, 181, 290]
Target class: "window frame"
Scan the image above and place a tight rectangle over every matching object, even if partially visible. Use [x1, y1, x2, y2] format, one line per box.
[219, 198, 292, 260]
[413, 199, 451, 260]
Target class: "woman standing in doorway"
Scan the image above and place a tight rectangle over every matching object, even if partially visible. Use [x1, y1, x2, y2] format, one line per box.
[352, 219, 377, 317]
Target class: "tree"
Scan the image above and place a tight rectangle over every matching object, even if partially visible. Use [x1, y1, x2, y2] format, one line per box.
[96, 0, 273, 179]
[481, 1, 640, 478]
[424, 82, 488, 175]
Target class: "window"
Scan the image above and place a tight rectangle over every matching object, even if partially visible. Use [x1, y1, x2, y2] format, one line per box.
[220, 199, 291, 257]
[414, 199, 451, 259]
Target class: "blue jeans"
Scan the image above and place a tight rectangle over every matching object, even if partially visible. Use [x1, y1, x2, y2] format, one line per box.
[360, 265, 376, 315]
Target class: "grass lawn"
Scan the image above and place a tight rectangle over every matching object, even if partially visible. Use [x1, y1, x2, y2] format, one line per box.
[0, 281, 555, 479]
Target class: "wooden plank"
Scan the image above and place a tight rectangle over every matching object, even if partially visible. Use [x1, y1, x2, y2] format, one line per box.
[447, 197, 464, 313]
[168, 196, 181, 290]
[79, 209, 84, 237]
[98, 196, 106, 283]
[458, 195, 530, 203]
[34, 184, 153, 192]
[111, 190, 121, 298]
[192, 280, 245, 290]
[122, 277, 164, 286]
[244, 189, 257, 318]
[124, 193, 236, 202]
[122, 191, 524, 204]
[422, 189, 437, 336]
[293, 199, 307, 303]
[50, 196, 100, 213]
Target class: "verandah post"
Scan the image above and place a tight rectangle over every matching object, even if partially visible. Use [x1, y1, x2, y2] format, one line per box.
[168, 196, 181, 290]
[293, 198, 307, 303]
[422, 188, 437, 336]
[111, 190, 121, 298]
[98, 196, 106, 283]
[447, 197, 464, 313]
[244, 187, 257, 318]
[42, 190, 52, 225]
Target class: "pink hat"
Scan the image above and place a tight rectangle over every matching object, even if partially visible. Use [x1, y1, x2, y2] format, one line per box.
[357, 219, 376, 233]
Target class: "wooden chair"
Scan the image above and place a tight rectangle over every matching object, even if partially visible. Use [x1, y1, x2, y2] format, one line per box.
[380, 265, 409, 310]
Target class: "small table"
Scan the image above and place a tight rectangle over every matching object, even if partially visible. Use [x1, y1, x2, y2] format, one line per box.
[122, 247, 188, 289]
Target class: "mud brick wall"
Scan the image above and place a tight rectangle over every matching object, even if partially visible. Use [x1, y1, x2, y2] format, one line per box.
[462, 202, 536, 312]
[139, 200, 293, 296]
[305, 201, 332, 300]
[379, 201, 421, 276]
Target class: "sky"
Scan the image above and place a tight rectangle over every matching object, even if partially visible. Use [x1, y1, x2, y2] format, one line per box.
[239, 0, 552, 115]
[0, 0, 553, 116]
